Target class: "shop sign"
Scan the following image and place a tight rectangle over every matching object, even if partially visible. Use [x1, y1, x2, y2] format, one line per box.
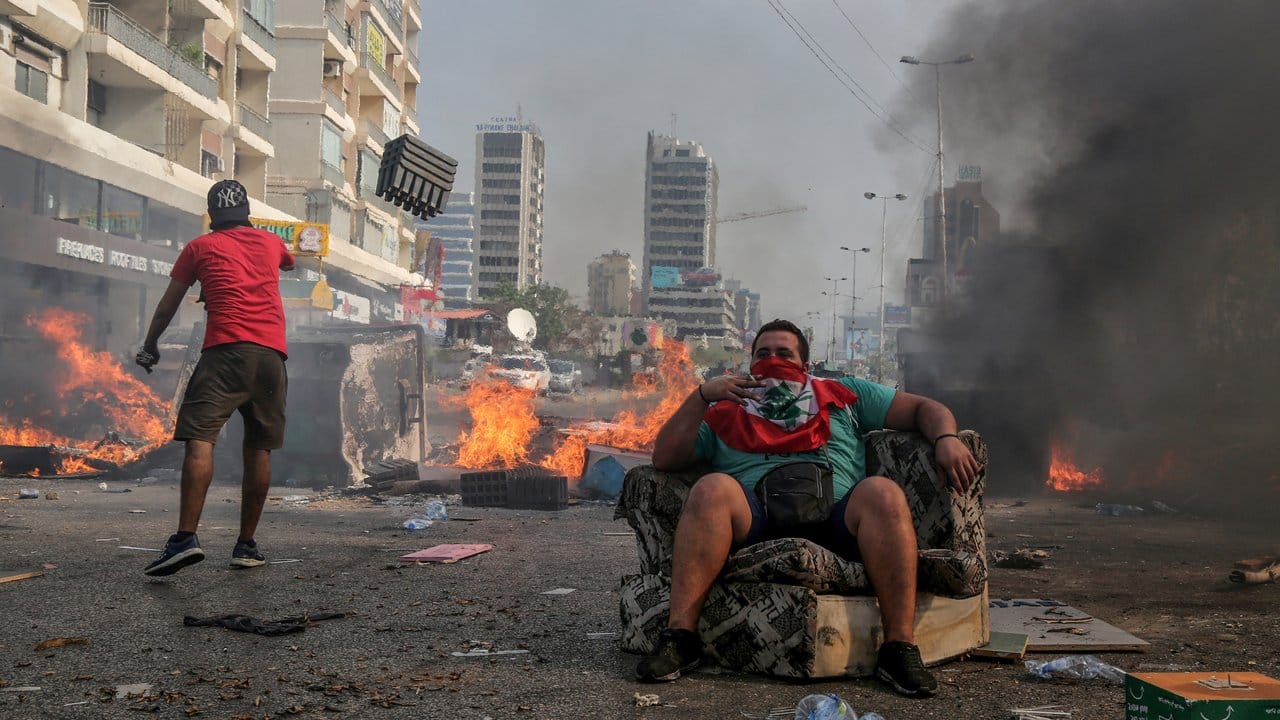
[55, 237, 175, 277]
[331, 289, 371, 324]
[202, 215, 331, 256]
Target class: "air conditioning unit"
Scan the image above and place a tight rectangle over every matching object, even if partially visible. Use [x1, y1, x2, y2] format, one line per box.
[322, 60, 342, 78]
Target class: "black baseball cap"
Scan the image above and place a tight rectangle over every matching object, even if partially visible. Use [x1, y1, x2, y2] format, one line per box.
[207, 179, 251, 226]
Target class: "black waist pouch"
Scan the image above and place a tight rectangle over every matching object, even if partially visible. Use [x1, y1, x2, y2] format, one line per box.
[754, 460, 835, 533]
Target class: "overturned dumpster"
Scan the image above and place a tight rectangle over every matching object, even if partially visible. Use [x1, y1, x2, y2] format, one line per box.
[207, 325, 430, 488]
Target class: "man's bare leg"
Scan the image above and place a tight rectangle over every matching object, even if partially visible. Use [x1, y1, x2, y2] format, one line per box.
[177, 440, 216, 533]
[667, 473, 755, 630]
[638, 473, 753, 682]
[844, 475, 918, 641]
[238, 445, 272, 543]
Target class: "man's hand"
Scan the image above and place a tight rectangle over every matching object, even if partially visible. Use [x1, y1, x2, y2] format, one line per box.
[935, 436, 980, 494]
[135, 344, 160, 374]
[698, 373, 765, 406]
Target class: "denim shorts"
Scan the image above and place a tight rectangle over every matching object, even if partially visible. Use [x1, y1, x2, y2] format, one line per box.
[736, 482, 862, 561]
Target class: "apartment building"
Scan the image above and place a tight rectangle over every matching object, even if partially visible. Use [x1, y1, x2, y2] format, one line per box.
[473, 116, 545, 299]
[268, 0, 425, 321]
[587, 251, 634, 317]
[424, 191, 475, 306]
[642, 132, 738, 348]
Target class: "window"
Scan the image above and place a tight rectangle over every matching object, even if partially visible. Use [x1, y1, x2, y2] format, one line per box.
[87, 80, 107, 126]
[102, 184, 145, 240]
[15, 61, 49, 103]
[0, 147, 38, 214]
[321, 120, 343, 170]
[675, 149, 690, 157]
[482, 162, 520, 173]
[41, 164, 100, 229]
[200, 151, 221, 178]
[357, 149, 379, 197]
[145, 201, 201, 248]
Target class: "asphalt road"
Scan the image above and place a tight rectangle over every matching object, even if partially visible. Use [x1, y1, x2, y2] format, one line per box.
[2, 477, 1278, 720]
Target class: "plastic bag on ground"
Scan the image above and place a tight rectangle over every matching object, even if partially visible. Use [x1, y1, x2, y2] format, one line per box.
[423, 500, 448, 521]
[793, 694, 859, 720]
[402, 518, 433, 531]
[1025, 655, 1126, 684]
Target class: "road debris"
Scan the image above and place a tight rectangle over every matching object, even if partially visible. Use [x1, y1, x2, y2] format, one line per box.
[634, 692, 661, 707]
[1011, 704, 1071, 720]
[183, 611, 349, 636]
[34, 637, 89, 650]
[114, 683, 153, 699]
[0, 571, 44, 584]
[1228, 556, 1279, 584]
[993, 548, 1048, 569]
[399, 543, 493, 564]
[541, 587, 576, 595]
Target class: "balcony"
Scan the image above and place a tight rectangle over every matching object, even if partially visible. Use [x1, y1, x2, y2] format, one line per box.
[326, 11, 352, 47]
[238, 102, 271, 140]
[241, 7, 276, 56]
[322, 161, 346, 190]
[324, 87, 346, 116]
[359, 52, 399, 100]
[361, 119, 390, 150]
[86, 3, 218, 100]
[373, 0, 403, 38]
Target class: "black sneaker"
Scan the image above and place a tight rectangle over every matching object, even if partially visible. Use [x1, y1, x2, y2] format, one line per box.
[143, 533, 205, 577]
[876, 641, 937, 697]
[635, 628, 702, 682]
[230, 539, 266, 568]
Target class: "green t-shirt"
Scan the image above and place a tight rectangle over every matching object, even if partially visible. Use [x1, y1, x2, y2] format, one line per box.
[693, 377, 897, 498]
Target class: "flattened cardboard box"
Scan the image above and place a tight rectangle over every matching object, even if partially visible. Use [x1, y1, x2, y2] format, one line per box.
[1125, 672, 1280, 720]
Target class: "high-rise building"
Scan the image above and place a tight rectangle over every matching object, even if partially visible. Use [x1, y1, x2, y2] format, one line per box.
[426, 192, 476, 305]
[587, 251, 635, 316]
[267, 0, 425, 319]
[642, 132, 738, 347]
[473, 116, 545, 298]
[907, 170, 1001, 309]
[0, 0, 304, 357]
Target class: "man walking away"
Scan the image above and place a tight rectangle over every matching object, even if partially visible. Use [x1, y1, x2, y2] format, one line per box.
[135, 180, 295, 576]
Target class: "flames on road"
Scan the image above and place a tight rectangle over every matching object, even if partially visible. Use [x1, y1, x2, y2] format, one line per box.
[449, 340, 698, 477]
[1046, 441, 1105, 492]
[0, 308, 171, 475]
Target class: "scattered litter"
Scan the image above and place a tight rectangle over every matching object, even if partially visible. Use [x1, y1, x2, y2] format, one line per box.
[94, 538, 120, 542]
[0, 571, 44, 584]
[0, 686, 41, 693]
[972, 631, 1028, 660]
[450, 649, 529, 657]
[1047, 627, 1090, 635]
[44, 491, 59, 500]
[98, 482, 107, 490]
[1095, 503, 1144, 517]
[423, 499, 448, 521]
[586, 632, 618, 640]
[634, 692, 661, 708]
[541, 587, 576, 595]
[40, 562, 57, 570]
[739, 707, 794, 719]
[1151, 500, 1178, 514]
[118, 546, 162, 552]
[791, 693, 866, 719]
[1011, 704, 1071, 720]
[35, 637, 89, 651]
[114, 683, 152, 699]
[268, 559, 302, 565]
[63, 701, 89, 706]
[18, 489, 38, 499]
[990, 598, 1148, 651]
[403, 517, 434, 531]
[183, 611, 348, 636]
[1228, 556, 1280, 584]
[1127, 672, 1280, 719]
[127, 509, 147, 514]
[399, 544, 493, 564]
[1025, 655, 1126, 684]
[602, 532, 635, 537]
[280, 495, 310, 504]
[993, 549, 1046, 569]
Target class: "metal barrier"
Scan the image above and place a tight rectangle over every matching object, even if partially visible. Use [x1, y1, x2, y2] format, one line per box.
[360, 52, 399, 99]
[324, 86, 346, 115]
[87, 3, 218, 100]
[326, 11, 352, 47]
[241, 8, 276, 55]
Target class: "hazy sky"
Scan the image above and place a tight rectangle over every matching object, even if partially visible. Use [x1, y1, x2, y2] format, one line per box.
[420, 0, 964, 332]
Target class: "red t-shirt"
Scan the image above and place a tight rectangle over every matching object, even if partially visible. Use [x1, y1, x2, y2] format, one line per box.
[171, 226, 295, 357]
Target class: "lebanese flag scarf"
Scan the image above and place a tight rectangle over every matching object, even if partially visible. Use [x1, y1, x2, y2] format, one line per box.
[703, 357, 859, 454]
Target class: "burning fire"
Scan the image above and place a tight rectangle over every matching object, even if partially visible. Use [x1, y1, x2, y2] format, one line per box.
[1046, 442, 1106, 492]
[447, 375, 541, 469]
[0, 308, 171, 475]
[447, 340, 699, 480]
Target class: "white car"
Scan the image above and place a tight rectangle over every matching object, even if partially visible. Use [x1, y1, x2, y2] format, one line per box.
[489, 354, 552, 393]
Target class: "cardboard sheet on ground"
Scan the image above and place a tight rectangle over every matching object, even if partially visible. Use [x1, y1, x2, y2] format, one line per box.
[990, 598, 1149, 652]
[399, 544, 493, 564]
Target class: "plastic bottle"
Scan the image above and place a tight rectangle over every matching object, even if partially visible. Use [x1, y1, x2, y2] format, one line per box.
[18, 488, 39, 499]
[423, 500, 448, 521]
[1025, 655, 1126, 684]
[1095, 503, 1144, 517]
[402, 518, 433, 531]
[793, 694, 858, 720]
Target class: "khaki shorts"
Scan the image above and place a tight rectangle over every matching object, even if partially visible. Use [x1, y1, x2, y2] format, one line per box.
[174, 342, 288, 450]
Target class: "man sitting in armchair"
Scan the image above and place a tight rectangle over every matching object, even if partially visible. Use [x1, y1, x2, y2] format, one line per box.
[636, 319, 980, 697]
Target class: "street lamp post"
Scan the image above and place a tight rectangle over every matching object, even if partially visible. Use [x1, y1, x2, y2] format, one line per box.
[822, 276, 846, 366]
[863, 192, 908, 383]
[900, 53, 972, 303]
[839, 245, 871, 337]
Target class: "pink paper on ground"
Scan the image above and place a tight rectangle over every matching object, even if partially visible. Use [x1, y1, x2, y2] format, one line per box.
[399, 544, 494, 564]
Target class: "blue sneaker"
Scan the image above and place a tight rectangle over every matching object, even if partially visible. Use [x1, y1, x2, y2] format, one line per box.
[230, 539, 266, 568]
[143, 533, 205, 576]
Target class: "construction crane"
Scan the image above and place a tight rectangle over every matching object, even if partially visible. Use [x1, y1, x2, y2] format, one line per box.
[715, 205, 807, 225]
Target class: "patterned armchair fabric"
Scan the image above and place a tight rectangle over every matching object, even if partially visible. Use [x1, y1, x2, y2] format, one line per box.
[615, 430, 988, 677]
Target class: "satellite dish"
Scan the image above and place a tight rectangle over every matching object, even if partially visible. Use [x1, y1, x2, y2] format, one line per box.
[507, 308, 537, 343]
